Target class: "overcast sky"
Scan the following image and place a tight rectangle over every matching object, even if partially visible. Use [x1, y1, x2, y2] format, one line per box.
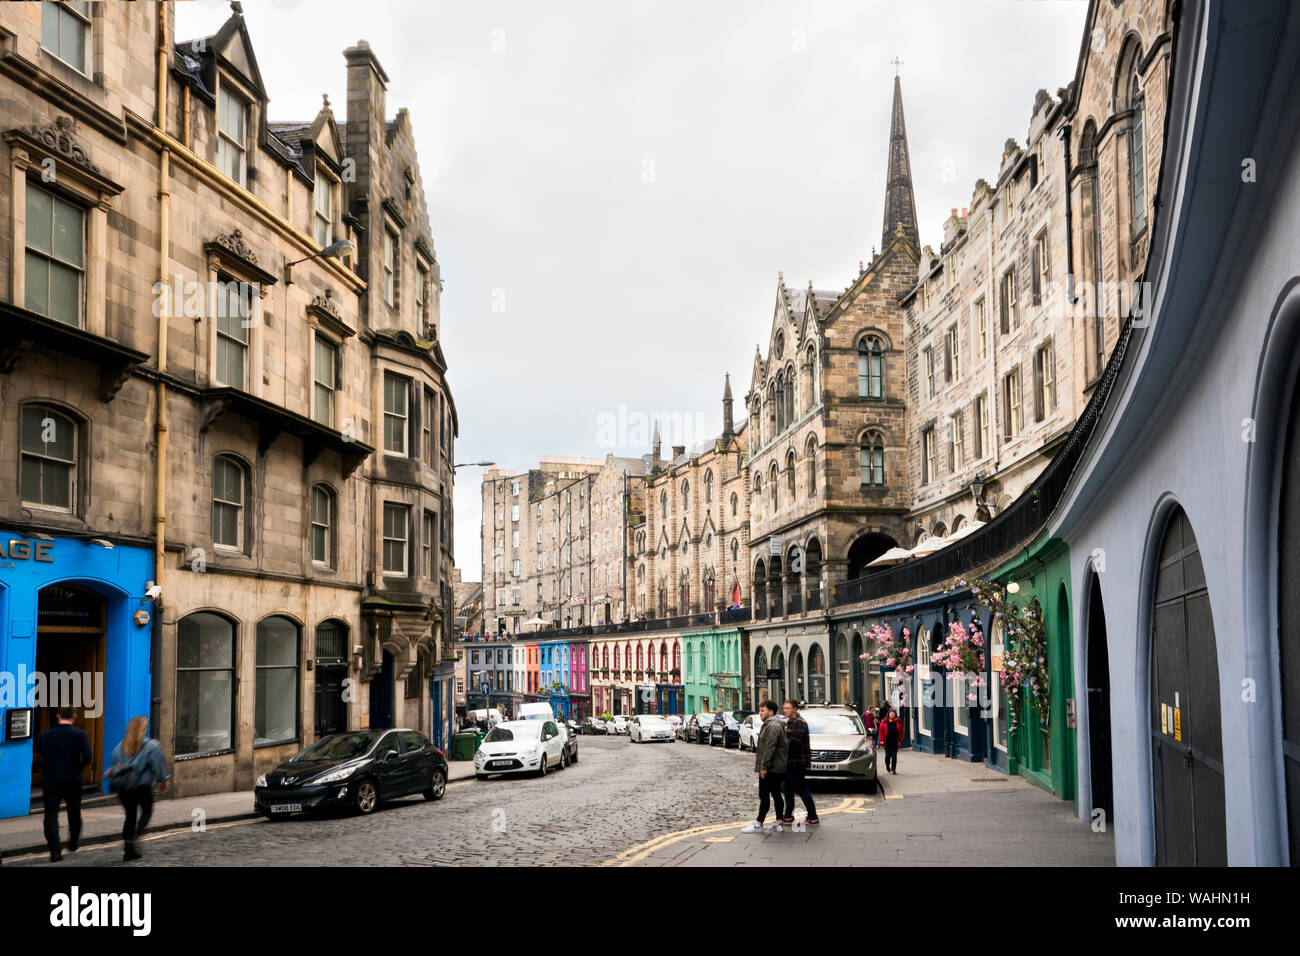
[178, 1, 1089, 581]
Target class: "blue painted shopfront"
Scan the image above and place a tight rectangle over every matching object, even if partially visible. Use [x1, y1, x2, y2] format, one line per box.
[0, 532, 154, 820]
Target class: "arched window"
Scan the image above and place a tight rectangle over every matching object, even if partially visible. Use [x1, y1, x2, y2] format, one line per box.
[682, 479, 690, 512]
[704, 470, 713, 504]
[213, 454, 247, 549]
[660, 642, 668, 673]
[703, 567, 716, 611]
[673, 641, 681, 673]
[661, 490, 667, 519]
[20, 404, 78, 510]
[860, 432, 885, 486]
[310, 484, 335, 566]
[255, 615, 300, 745]
[176, 611, 237, 755]
[775, 373, 786, 432]
[785, 366, 796, 424]
[752, 474, 763, 520]
[730, 492, 738, 516]
[806, 438, 817, 495]
[636, 644, 643, 672]
[731, 539, 739, 564]
[859, 337, 884, 398]
[804, 345, 817, 409]
[786, 451, 796, 501]
[602, 645, 609, 669]
[1129, 69, 1146, 236]
[769, 462, 779, 511]
[614, 644, 621, 670]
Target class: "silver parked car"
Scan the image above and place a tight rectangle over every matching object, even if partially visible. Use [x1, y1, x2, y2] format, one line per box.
[628, 714, 675, 743]
[798, 704, 878, 793]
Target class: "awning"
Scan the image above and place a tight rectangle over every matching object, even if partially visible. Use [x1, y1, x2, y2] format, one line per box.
[866, 546, 912, 568]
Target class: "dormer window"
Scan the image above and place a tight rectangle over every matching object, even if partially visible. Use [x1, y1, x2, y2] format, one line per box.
[41, 2, 91, 75]
[218, 85, 248, 186]
[313, 170, 334, 247]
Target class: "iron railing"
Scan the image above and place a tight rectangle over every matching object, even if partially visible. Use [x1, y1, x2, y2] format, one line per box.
[832, 313, 1136, 608]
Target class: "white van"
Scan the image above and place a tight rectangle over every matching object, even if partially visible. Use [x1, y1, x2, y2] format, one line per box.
[518, 702, 577, 763]
[466, 708, 505, 728]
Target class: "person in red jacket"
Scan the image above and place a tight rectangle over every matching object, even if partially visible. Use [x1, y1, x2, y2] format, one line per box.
[878, 707, 904, 774]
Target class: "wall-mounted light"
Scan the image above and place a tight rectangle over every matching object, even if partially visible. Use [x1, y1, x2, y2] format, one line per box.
[1006, 581, 1021, 594]
[285, 239, 355, 285]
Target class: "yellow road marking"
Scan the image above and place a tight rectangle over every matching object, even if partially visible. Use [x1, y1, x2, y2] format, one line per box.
[705, 837, 734, 843]
[601, 797, 867, 867]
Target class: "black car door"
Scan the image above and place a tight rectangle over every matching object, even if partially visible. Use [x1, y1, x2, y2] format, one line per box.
[374, 731, 404, 796]
[401, 731, 431, 793]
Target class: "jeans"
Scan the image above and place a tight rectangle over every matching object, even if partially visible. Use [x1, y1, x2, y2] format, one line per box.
[884, 745, 899, 772]
[42, 778, 83, 856]
[120, 785, 155, 846]
[781, 765, 818, 819]
[756, 772, 786, 823]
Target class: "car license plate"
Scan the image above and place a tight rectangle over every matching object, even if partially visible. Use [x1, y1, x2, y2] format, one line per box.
[271, 803, 302, 813]
[488, 760, 511, 769]
[810, 762, 839, 772]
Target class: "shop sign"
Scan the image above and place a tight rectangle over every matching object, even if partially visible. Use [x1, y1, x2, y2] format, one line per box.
[5, 708, 32, 741]
[0, 537, 55, 568]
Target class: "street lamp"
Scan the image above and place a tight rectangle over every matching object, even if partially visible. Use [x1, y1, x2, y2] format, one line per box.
[284, 239, 355, 284]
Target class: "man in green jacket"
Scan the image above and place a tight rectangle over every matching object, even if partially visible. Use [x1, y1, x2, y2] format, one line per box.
[741, 699, 788, 833]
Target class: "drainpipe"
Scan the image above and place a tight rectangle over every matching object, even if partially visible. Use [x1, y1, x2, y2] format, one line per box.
[152, 3, 170, 739]
[985, 207, 1000, 478]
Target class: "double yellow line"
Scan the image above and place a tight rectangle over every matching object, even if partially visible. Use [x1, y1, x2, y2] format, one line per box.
[600, 796, 871, 867]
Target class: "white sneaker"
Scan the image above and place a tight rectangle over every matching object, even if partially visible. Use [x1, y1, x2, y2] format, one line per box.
[767, 822, 784, 832]
[741, 822, 763, 833]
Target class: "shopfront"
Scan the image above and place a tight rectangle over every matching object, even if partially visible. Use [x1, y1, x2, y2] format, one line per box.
[0, 533, 154, 820]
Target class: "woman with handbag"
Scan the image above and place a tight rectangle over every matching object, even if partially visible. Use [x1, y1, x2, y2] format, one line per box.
[108, 716, 170, 861]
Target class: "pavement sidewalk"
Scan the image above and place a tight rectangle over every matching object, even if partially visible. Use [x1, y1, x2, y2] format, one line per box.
[0, 759, 477, 861]
[623, 749, 1116, 867]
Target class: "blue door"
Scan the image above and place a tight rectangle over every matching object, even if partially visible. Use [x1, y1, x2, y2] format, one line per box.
[430, 678, 444, 749]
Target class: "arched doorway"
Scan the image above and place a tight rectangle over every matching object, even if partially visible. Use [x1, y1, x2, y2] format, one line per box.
[754, 647, 769, 705]
[790, 646, 805, 703]
[370, 649, 395, 730]
[847, 533, 898, 580]
[836, 632, 852, 705]
[809, 644, 827, 703]
[770, 648, 786, 705]
[1150, 505, 1226, 866]
[753, 559, 767, 618]
[805, 537, 823, 609]
[1085, 572, 1113, 827]
[32, 583, 106, 791]
[314, 619, 349, 737]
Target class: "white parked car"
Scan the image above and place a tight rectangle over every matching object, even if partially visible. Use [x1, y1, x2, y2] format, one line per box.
[737, 713, 764, 751]
[628, 714, 674, 743]
[474, 719, 568, 778]
[610, 715, 630, 735]
[519, 702, 578, 764]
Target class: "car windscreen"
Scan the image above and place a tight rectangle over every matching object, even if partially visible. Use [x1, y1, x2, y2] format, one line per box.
[640, 716, 668, 726]
[291, 732, 378, 761]
[486, 724, 541, 743]
[803, 712, 866, 736]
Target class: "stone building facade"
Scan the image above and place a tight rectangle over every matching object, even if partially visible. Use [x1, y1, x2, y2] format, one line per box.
[0, 2, 460, 815]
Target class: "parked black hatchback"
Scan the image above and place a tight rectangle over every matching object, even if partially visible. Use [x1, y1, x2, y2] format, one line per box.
[255, 728, 448, 819]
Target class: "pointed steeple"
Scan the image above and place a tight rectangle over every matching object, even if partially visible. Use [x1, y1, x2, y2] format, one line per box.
[651, 419, 662, 472]
[722, 374, 734, 439]
[881, 74, 919, 251]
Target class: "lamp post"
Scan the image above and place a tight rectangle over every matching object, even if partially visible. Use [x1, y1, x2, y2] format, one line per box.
[284, 239, 355, 284]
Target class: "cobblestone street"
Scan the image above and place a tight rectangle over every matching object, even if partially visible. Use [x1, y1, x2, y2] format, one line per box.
[9, 738, 1111, 867]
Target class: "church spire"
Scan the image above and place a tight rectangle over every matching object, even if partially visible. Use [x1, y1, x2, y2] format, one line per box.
[881, 73, 919, 251]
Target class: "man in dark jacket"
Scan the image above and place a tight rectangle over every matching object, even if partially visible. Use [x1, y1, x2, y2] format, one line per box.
[780, 699, 819, 825]
[33, 707, 93, 862]
[741, 699, 787, 833]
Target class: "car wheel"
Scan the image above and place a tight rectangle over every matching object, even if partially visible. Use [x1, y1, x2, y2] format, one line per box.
[423, 768, 446, 801]
[561, 749, 570, 769]
[571, 747, 579, 763]
[537, 755, 548, 777]
[353, 779, 378, 815]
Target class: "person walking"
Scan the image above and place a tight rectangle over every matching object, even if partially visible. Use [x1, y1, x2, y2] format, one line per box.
[741, 699, 787, 833]
[879, 706, 904, 774]
[862, 708, 877, 738]
[108, 715, 169, 862]
[780, 699, 819, 826]
[32, 707, 92, 863]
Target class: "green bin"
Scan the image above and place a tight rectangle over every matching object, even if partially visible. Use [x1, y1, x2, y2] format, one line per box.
[452, 731, 478, 761]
